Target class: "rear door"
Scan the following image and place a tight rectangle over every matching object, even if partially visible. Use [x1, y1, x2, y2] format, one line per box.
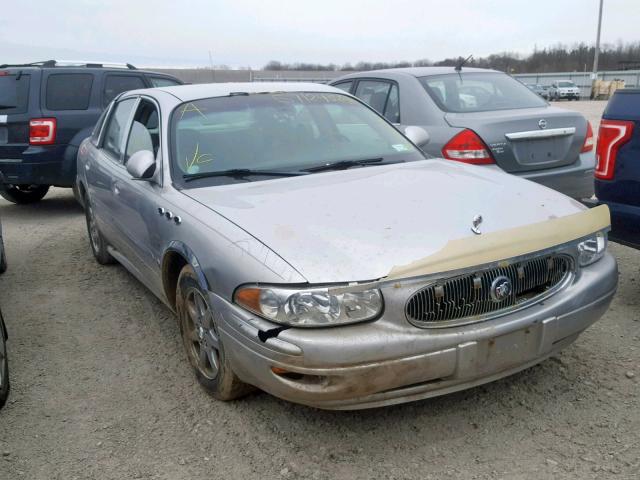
[0, 69, 36, 166]
[353, 79, 401, 124]
[419, 72, 588, 173]
[86, 97, 138, 246]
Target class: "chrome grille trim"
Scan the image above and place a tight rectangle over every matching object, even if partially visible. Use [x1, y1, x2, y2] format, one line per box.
[405, 254, 573, 328]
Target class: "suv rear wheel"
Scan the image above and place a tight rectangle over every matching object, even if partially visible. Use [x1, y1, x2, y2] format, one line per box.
[0, 185, 49, 204]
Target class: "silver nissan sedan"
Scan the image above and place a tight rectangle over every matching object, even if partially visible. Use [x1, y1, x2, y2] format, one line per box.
[76, 83, 617, 409]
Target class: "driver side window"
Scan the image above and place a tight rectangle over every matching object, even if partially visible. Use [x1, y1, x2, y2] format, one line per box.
[125, 100, 160, 163]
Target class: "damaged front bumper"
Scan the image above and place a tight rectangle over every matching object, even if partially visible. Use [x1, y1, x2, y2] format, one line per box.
[210, 252, 617, 410]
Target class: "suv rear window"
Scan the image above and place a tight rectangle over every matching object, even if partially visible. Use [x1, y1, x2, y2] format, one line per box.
[46, 73, 94, 110]
[0, 73, 31, 114]
[418, 72, 546, 113]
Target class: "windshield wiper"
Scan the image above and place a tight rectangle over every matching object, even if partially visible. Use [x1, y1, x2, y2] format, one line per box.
[183, 168, 305, 182]
[302, 157, 394, 173]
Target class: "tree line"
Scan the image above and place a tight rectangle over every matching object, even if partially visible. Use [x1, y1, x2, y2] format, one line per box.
[263, 42, 640, 73]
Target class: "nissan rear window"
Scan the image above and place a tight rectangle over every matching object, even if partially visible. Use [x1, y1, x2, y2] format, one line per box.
[418, 72, 547, 113]
[0, 73, 30, 114]
[46, 73, 94, 110]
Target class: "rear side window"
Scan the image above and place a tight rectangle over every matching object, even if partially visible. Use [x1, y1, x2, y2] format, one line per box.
[419, 72, 547, 113]
[354, 80, 400, 123]
[102, 98, 137, 161]
[91, 106, 111, 144]
[103, 75, 145, 107]
[46, 74, 94, 110]
[355, 81, 391, 114]
[0, 73, 31, 114]
[148, 76, 181, 87]
[333, 81, 353, 93]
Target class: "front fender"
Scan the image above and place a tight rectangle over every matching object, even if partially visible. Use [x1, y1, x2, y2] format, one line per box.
[163, 241, 210, 292]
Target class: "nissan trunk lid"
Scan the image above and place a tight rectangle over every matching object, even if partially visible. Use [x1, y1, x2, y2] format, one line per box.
[445, 106, 588, 173]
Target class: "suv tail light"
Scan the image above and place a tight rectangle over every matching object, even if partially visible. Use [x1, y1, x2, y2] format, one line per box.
[581, 121, 594, 153]
[441, 129, 495, 164]
[595, 120, 634, 180]
[29, 118, 57, 145]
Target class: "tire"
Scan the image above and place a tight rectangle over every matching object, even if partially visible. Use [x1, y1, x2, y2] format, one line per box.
[0, 185, 49, 204]
[0, 313, 9, 410]
[84, 197, 115, 265]
[176, 265, 253, 401]
[0, 238, 6, 274]
[72, 184, 84, 209]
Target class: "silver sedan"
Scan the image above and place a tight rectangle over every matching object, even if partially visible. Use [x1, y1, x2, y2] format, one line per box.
[331, 67, 595, 200]
[76, 83, 617, 409]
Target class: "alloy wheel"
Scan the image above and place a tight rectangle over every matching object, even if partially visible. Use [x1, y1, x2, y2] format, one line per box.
[87, 204, 101, 253]
[183, 288, 221, 380]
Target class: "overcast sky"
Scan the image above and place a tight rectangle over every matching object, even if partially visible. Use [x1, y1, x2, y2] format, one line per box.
[1, 0, 638, 68]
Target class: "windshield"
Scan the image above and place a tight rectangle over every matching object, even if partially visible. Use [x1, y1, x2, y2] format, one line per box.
[0, 73, 30, 113]
[558, 81, 576, 88]
[418, 72, 547, 113]
[170, 92, 425, 187]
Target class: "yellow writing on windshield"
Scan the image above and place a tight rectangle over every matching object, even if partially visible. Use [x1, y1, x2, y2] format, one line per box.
[180, 102, 206, 119]
[185, 143, 213, 171]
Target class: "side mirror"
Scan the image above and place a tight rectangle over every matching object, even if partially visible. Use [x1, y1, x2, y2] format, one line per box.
[404, 126, 430, 147]
[126, 150, 156, 180]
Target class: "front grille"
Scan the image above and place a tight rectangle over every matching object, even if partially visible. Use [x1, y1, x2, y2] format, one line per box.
[405, 254, 572, 327]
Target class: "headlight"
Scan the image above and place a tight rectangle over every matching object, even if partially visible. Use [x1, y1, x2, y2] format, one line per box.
[577, 231, 607, 267]
[234, 285, 383, 327]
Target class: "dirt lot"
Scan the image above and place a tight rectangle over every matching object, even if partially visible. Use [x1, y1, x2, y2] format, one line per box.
[0, 101, 638, 479]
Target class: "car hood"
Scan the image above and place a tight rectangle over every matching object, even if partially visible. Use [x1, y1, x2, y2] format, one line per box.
[182, 160, 586, 283]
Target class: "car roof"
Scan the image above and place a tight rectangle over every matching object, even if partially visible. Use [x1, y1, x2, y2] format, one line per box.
[130, 82, 342, 102]
[335, 66, 501, 80]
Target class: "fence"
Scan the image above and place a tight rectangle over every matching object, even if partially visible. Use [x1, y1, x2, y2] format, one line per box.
[150, 67, 640, 96]
[513, 70, 640, 97]
[149, 68, 342, 84]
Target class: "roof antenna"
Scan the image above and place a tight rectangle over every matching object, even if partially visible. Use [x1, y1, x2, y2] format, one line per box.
[455, 54, 473, 72]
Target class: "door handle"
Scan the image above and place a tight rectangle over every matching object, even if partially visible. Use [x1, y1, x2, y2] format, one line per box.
[112, 182, 120, 195]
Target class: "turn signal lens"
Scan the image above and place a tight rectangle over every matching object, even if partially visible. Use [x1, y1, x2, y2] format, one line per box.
[581, 121, 594, 153]
[441, 129, 495, 165]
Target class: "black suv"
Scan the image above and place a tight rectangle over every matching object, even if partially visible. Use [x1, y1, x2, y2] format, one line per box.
[0, 60, 182, 204]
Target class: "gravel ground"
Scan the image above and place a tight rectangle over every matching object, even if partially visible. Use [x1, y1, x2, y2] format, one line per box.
[0, 102, 638, 479]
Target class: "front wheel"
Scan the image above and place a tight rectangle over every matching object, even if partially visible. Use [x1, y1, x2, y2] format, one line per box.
[176, 265, 253, 401]
[0, 185, 49, 204]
